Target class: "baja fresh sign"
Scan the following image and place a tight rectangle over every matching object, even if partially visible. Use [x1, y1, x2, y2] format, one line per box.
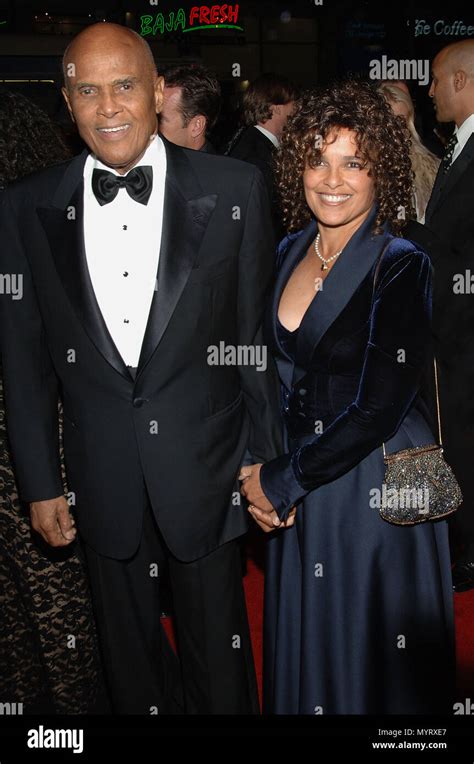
[140, 4, 242, 36]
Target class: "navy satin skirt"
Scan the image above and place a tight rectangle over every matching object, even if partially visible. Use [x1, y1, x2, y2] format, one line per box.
[263, 407, 455, 714]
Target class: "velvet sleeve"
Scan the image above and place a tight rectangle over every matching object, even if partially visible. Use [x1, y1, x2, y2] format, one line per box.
[260, 246, 433, 521]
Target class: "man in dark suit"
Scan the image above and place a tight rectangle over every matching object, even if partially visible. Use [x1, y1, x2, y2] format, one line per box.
[227, 74, 298, 239]
[424, 40, 474, 591]
[0, 23, 282, 713]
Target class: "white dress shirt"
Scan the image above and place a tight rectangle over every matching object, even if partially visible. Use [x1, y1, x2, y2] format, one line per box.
[452, 113, 474, 164]
[83, 134, 166, 367]
[255, 124, 279, 148]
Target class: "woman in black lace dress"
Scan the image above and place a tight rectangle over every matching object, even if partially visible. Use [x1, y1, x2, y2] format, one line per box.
[0, 89, 103, 713]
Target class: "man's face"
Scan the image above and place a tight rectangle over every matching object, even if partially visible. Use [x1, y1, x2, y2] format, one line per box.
[429, 54, 456, 123]
[62, 36, 163, 174]
[159, 86, 204, 149]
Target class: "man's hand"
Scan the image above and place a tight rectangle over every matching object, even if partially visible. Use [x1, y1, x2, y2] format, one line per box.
[30, 495, 77, 547]
[239, 463, 296, 532]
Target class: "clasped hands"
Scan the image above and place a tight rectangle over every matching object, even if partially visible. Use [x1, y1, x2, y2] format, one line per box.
[29, 467, 295, 547]
[239, 463, 296, 532]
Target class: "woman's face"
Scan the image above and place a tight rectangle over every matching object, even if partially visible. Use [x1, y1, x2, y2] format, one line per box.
[303, 128, 375, 231]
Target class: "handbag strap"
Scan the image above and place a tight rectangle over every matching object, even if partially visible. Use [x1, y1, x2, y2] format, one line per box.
[371, 241, 443, 456]
[432, 357, 443, 447]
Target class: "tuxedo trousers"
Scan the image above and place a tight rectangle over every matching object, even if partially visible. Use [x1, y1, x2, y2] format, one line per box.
[82, 492, 259, 714]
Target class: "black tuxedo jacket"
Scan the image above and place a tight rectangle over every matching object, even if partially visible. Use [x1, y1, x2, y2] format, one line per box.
[229, 126, 284, 240]
[424, 133, 474, 362]
[229, 127, 275, 199]
[421, 132, 474, 531]
[0, 136, 282, 561]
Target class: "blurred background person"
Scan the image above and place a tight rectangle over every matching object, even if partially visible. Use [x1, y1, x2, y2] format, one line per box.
[0, 88, 105, 713]
[424, 41, 474, 592]
[226, 73, 299, 237]
[378, 81, 440, 221]
[159, 64, 221, 153]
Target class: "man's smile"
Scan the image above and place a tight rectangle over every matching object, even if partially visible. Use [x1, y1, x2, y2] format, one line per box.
[96, 123, 131, 138]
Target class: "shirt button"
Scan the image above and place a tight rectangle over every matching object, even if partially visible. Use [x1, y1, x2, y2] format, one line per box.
[133, 398, 146, 408]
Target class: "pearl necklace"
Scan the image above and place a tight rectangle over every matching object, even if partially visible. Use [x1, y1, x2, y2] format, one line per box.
[314, 233, 342, 271]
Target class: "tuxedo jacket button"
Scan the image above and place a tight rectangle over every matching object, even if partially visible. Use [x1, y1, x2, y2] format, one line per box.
[133, 398, 145, 408]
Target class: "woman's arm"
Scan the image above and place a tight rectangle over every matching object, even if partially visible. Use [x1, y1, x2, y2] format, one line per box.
[259, 245, 433, 521]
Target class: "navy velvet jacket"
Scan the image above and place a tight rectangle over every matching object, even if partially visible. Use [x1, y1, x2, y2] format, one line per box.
[260, 206, 433, 521]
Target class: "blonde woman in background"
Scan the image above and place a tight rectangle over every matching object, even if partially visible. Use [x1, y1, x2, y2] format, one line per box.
[378, 81, 440, 221]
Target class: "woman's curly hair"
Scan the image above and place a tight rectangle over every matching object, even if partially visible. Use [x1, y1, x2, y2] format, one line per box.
[0, 88, 70, 187]
[276, 79, 415, 235]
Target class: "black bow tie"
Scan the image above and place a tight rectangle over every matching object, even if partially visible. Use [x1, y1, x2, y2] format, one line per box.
[92, 165, 153, 206]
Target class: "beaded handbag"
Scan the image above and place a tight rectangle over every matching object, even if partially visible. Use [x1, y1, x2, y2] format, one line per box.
[373, 245, 463, 525]
[380, 358, 463, 525]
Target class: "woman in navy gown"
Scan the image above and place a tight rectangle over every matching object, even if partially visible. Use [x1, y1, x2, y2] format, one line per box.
[240, 81, 455, 715]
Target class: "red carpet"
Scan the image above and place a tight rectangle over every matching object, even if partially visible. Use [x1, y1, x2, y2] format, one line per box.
[454, 589, 474, 699]
[164, 526, 474, 710]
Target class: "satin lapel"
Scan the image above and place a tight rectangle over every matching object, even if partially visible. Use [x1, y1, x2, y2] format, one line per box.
[37, 151, 133, 382]
[267, 220, 318, 391]
[292, 207, 389, 386]
[136, 140, 217, 378]
[426, 133, 474, 221]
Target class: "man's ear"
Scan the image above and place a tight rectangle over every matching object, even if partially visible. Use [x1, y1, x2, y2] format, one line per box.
[154, 75, 165, 113]
[191, 115, 207, 139]
[61, 86, 75, 123]
[453, 69, 467, 92]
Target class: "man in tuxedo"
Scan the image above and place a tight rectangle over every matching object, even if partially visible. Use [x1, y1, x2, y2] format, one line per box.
[0, 23, 282, 713]
[424, 40, 474, 591]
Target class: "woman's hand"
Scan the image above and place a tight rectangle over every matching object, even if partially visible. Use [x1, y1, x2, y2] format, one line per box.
[239, 464, 297, 532]
[249, 504, 297, 533]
